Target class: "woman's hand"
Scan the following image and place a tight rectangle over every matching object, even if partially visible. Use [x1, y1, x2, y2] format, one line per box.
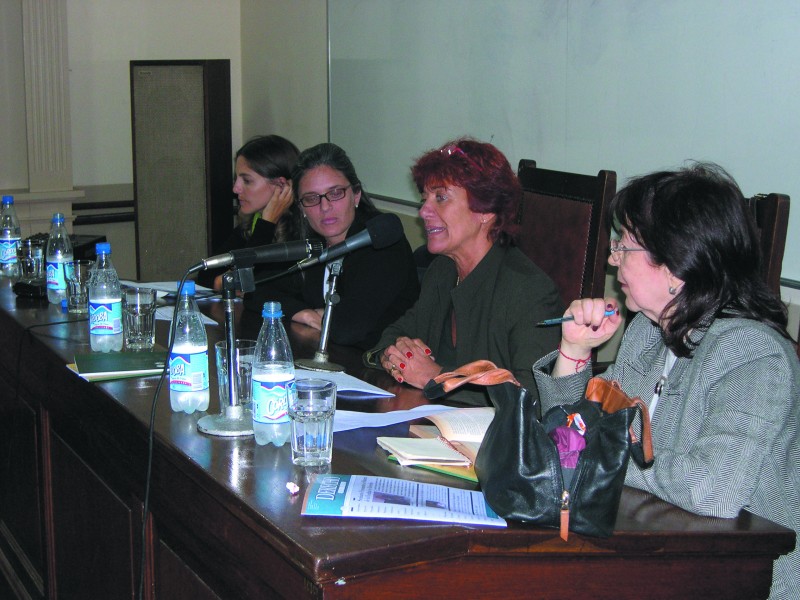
[260, 179, 294, 224]
[380, 336, 441, 388]
[292, 308, 324, 331]
[553, 298, 622, 377]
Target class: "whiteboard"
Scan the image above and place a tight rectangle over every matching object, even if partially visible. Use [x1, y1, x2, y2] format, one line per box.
[329, 0, 800, 283]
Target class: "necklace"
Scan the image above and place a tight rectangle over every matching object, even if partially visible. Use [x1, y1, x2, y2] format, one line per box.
[650, 349, 677, 419]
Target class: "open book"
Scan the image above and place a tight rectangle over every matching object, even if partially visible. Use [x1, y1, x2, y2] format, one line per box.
[376, 406, 494, 467]
[302, 474, 505, 527]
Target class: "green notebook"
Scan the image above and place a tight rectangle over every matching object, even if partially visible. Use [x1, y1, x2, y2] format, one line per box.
[71, 351, 168, 381]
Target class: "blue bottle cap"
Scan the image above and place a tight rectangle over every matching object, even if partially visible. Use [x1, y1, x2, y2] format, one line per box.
[52, 212, 65, 223]
[262, 301, 283, 318]
[180, 280, 196, 296]
[96, 242, 111, 254]
[2, 195, 12, 205]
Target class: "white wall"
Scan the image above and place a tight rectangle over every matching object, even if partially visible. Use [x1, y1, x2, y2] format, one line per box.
[0, 0, 28, 190]
[66, 0, 243, 187]
[329, 0, 800, 283]
[240, 0, 328, 150]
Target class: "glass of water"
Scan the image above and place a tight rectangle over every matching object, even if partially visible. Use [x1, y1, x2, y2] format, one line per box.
[64, 260, 93, 314]
[215, 339, 256, 408]
[122, 287, 157, 351]
[289, 379, 337, 467]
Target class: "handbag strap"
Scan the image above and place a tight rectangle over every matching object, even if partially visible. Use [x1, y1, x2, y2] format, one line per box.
[431, 360, 522, 393]
[586, 377, 654, 465]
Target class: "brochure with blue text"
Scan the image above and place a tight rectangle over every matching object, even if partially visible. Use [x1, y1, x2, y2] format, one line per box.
[301, 474, 505, 527]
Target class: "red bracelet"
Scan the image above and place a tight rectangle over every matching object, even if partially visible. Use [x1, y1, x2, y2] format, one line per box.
[558, 344, 591, 373]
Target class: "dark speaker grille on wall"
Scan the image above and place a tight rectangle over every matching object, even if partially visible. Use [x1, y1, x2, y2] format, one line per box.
[131, 60, 232, 281]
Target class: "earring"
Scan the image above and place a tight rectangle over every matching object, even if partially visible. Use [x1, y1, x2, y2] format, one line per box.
[668, 286, 677, 295]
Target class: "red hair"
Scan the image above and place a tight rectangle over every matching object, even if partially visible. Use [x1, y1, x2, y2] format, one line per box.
[411, 137, 520, 245]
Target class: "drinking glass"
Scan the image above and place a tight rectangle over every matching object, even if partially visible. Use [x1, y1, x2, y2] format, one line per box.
[289, 379, 336, 467]
[215, 340, 257, 408]
[64, 260, 93, 314]
[122, 287, 157, 351]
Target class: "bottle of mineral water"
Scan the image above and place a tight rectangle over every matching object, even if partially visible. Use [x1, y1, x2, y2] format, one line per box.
[251, 301, 294, 446]
[46, 213, 73, 304]
[169, 281, 210, 414]
[0, 195, 21, 279]
[88, 242, 123, 352]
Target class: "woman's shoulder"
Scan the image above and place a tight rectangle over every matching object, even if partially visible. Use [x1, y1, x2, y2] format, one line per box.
[494, 245, 559, 288]
[686, 318, 798, 383]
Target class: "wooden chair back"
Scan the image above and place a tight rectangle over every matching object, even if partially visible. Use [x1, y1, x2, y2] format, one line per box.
[746, 193, 790, 296]
[516, 160, 616, 306]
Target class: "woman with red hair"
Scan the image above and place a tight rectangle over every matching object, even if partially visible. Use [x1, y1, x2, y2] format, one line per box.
[365, 138, 563, 406]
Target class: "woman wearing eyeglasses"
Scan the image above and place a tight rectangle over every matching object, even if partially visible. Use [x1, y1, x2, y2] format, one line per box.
[247, 142, 419, 349]
[198, 134, 302, 291]
[365, 138, 563, 406]
[532, 163, 799, 599]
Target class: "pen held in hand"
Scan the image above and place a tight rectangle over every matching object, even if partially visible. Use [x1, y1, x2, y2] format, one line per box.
[536, 308, 618, 327]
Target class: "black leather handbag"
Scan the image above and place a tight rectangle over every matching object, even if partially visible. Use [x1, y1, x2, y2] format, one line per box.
[424, 361, 653, 540]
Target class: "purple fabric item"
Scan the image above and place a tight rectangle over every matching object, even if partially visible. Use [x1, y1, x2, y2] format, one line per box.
[549, 426, 586, 469]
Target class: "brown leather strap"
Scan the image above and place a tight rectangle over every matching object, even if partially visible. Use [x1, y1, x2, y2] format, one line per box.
[431, 360, 521, 393]
[586, 377, 653, 464]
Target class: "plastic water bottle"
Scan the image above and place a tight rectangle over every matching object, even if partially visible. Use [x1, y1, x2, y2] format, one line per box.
[0, 195, 21, 279]
[169, 281, 210, 414]
[252, 301, 294, 446]
[88, 242, 123, 352]
[46, 213, 73, 304]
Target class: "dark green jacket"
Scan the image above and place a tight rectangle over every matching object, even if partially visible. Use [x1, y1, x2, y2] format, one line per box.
[367, 244, 563, 406]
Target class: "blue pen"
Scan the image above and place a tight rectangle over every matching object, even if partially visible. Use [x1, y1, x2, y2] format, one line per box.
[536, 308, 618, 327]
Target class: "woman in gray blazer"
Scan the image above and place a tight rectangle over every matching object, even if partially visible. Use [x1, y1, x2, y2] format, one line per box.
[533, 162, 799, 600]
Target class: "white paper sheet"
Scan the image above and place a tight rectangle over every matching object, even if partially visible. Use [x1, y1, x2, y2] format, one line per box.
[295, 368, 393, 398]
[333, 404, 457, 433]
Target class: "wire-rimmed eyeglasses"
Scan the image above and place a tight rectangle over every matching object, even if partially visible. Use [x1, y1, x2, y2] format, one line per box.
[298, 185, 352, 207]
[440, 144, 482, 172]
[609, 239, 648, 259]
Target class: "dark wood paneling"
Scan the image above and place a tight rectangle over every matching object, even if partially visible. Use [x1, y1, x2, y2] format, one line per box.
[50, 432, 136, 599]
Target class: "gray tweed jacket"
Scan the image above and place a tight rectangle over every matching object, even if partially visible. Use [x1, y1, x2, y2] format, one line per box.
[533, 313, 800, 600]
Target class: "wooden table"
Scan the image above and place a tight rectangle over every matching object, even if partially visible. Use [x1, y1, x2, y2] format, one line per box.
[0, 279, 793, 599]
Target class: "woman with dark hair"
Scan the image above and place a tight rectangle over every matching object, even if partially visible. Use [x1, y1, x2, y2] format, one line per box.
[532, 162, 799, 599]
[198, 134, 302, 290]
[366, 137, 563, 405]
[249, 142, 419, 349]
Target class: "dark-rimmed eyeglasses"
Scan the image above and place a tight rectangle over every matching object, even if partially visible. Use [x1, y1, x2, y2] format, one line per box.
[440, 144, 482, 172]
[298, 185, 352, 207]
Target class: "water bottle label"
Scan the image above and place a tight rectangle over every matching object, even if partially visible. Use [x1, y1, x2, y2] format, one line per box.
[46, 261, 67, 291]
[89, 300, 123, 335]
[253, 379, 294, 424]
[0, 239, 19, 264]
[169, 350, 209, 391]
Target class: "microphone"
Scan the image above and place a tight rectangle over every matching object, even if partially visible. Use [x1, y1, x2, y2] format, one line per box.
[189, 239, 325, 273]
[293, 213, 404, 271]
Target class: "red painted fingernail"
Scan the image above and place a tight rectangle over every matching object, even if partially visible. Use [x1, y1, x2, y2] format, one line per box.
[406, 351, 413, 359]
[592, 325, 599, 332]
[424, 348, 432, 355]
[606, 303, 613, 310]
[399, 363, 406, 369]
[397, 377, 404, 383]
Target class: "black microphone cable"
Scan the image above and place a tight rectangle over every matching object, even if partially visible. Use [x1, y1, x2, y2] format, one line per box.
[136, 272, 191, 600]
[15, 315, 90, 408]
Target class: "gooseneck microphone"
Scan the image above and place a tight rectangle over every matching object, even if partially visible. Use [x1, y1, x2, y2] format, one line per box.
[292, 213, 404, 271]
[188, 239, 325, 273]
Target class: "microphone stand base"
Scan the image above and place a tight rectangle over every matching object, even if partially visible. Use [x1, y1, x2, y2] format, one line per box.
[197, 405, 254, 437]
[295, 358, 345, 373]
